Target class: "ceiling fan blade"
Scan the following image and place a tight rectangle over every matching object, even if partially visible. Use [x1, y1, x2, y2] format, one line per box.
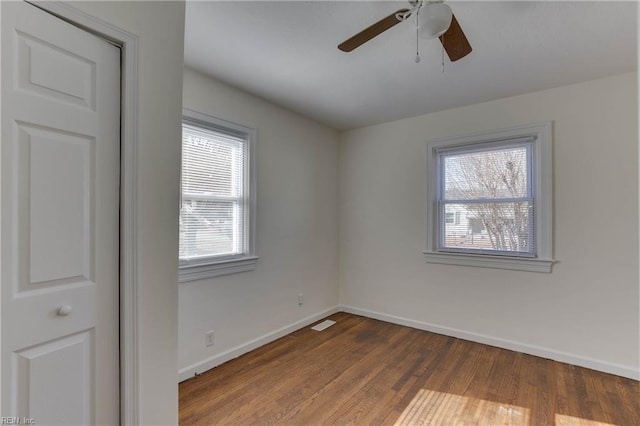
[338, 9, 410, 52]
[439, 14, 472, 62]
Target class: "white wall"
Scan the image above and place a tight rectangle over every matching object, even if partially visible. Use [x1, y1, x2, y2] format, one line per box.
[179, 67, 340, 378]
[339, 72, 639, 378]
[60, 2, 185, 423]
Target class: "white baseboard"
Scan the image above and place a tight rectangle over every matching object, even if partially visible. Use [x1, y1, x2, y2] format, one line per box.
[178, 304, 639, 383]
[178, 306, 340, 382]
[340, 305, 640, 381]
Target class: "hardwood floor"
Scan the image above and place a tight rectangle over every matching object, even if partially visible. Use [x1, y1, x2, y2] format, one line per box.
[179, 313, 639, 425]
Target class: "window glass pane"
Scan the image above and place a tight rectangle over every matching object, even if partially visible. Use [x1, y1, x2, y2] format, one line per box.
[182, 124, 244, 197]
[443, 146, 529, 200]
[442, 202, 533, 254]
[179, 199, 244, 259]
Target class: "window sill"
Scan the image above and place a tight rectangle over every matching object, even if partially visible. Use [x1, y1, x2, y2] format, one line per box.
[423, 251, 554, 273]
[179, 256, 259, 283]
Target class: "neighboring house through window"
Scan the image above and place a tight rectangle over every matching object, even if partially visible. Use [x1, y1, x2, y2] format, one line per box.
[179, 109, 257, 282]
[425, 122, 553, 272]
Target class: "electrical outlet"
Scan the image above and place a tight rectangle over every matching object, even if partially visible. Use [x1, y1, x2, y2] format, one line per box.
[205, 330, 215, 347]
[298, 293, 304, 306]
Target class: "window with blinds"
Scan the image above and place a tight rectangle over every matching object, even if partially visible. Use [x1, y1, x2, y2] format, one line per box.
[180, 122, 247, 261]
[424, 122, 553, 272]
[437, 139, 535, 256]
[178, 111, 259, 286]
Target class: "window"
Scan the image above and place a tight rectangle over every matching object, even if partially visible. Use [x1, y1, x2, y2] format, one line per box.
[445, 212, 462, 225]
[179, 109, 257, 282]
[425, 122, 553, 272]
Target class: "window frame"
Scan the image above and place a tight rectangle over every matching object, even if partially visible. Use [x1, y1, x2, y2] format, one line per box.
[424, 122, 553, 273]
[179, 109, 258, 282]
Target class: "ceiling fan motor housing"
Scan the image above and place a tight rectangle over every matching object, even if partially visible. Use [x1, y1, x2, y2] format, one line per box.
[418, 2, 453, 39]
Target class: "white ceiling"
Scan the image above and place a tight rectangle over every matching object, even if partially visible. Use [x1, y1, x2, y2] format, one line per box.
[184, 1, 638, 130]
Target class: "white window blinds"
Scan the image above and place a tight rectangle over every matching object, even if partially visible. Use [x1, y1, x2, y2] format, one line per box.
[179, 122, 247, 261]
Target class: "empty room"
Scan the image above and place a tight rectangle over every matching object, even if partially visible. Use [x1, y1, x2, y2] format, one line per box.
[0, 1, 638, 425]
[177, 1, 639, 424]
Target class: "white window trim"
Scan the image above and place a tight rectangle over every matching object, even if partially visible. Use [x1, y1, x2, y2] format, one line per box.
[179, 108, 258, 282]
[424, 122, 554, 273]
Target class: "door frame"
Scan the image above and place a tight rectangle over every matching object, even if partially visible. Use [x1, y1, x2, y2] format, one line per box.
[26, 1, 141, 423]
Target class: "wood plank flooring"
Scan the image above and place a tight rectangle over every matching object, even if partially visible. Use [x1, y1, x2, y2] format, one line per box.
[179, 313, 639, 425]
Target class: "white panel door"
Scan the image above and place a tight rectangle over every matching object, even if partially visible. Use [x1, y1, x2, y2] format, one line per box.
[1, 2, 120, 424]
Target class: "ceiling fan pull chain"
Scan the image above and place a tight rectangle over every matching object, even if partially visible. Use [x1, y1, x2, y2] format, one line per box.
[415, 7, 421, 63]
[441, 34, 445, 72]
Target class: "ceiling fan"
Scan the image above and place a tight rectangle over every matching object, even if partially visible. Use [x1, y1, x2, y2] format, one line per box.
[338, 0, 472, 62]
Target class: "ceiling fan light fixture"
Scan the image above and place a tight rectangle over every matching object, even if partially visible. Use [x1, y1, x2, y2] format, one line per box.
[418, 2, 453, 39]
